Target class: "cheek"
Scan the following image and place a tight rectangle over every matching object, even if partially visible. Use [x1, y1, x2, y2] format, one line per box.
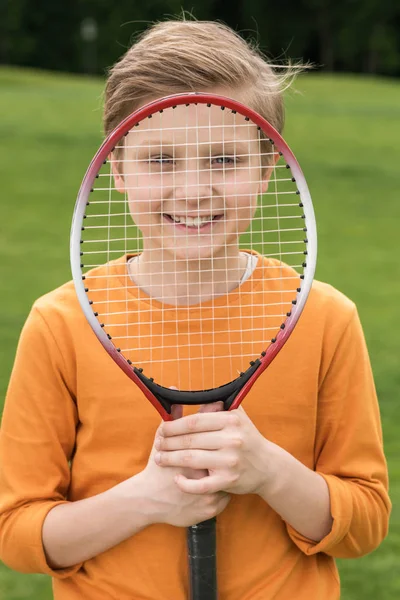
[128, 199, 159, 226]
[130, 168, 168, 190]
[224, 180, 259, 212]
[126, 176, 164, 221]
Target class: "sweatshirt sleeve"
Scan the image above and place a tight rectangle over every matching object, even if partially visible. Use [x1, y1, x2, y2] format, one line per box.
[0, 305, 81, 576]
[286, 306, 391, 557]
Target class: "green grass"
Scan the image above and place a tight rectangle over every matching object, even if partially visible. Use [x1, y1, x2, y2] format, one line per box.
[0, 67, 399, 599]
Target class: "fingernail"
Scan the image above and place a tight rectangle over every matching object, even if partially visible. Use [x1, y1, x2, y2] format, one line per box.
[155, 438, 161, 450]
[155, 452, 161, 464]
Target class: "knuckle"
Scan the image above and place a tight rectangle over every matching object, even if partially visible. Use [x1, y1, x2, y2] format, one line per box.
[187, 415, 198, 431]
[182, 434, 192, 449]
[158, 438, 168, 450]
[182, 450, 193, 465]
[230, 435, 244, 449]
[229, 473, 240, 484]
[156, 452, 165, 464]
[228, 413, 241, 427]
[227, 454, 239, 468]
[194, 479, 208, 494]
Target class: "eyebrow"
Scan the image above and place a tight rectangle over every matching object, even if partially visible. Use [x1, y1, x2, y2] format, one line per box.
[131, 140, 253, 153]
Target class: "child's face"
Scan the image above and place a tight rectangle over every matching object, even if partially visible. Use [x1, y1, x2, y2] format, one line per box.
[113, 96, 269, 261]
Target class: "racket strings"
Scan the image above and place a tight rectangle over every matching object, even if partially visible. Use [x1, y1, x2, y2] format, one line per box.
[79, 101, 307, 389]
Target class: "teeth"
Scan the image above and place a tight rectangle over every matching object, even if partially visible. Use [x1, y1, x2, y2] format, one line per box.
[169, 215, 217, 227]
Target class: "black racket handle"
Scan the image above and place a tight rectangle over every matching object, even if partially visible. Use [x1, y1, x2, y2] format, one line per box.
[187, 517, 217, 600]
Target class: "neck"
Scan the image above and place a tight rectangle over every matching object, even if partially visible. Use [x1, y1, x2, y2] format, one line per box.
[128, 248, 248, 305]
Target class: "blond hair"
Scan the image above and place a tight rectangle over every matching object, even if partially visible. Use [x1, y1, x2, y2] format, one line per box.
[104, 20, 301, 137]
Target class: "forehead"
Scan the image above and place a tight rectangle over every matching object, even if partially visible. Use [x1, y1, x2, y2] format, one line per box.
[126, 102, 259, 148]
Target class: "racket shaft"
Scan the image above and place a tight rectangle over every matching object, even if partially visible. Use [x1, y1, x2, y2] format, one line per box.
[187, 518, 217, 600]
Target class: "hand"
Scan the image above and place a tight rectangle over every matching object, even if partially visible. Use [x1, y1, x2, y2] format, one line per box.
[169, 400, 222, 482]
[155, 406, 272, 496]
[134, 404, 230, 528]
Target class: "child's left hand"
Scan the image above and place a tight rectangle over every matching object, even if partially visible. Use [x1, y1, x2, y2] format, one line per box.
[154, 406, 273, 496]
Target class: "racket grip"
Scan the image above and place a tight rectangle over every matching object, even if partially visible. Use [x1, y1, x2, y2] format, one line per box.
[187, 517, 218, 600]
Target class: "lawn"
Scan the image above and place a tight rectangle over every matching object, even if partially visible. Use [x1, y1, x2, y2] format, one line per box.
[0, 67, 399, 599]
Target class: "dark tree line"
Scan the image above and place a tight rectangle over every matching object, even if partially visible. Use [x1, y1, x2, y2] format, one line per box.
[1, 0, 399, 76]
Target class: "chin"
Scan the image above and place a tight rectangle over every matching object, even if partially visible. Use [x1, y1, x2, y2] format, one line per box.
[165, 242, 220, 262]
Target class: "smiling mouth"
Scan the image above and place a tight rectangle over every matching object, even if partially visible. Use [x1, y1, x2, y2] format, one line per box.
[163, 214, 223, 228]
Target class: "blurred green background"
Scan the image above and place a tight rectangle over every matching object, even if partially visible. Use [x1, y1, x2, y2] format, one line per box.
[1, 1, 399, 599]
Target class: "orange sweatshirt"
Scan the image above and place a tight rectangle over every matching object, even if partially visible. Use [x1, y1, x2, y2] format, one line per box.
[0, 256, 390, 600]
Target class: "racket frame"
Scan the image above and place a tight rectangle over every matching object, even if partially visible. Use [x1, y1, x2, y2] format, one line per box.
[71, 92, 317, 422]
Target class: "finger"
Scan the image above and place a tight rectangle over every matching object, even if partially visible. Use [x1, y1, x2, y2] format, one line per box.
[198, 401, 224, 413]
[154, 421, 165, 441]
[175, 473, 231, 495]
[170, 404, 183, 420]
[155, 449, 234, 470]
[160, 411, 236, 437]
[169, 386, 184, 422]
[157, 430, 224, 451]
[149, 423, 166, 459]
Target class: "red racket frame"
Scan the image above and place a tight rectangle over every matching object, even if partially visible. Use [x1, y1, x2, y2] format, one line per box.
[71, 93, 316, 421]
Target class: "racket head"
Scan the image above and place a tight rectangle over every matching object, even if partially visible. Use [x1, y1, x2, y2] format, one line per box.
[71, 92, 316, 419]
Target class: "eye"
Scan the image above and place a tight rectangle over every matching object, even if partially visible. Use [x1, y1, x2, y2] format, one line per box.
[149, 155, 175, 165]
[212, 156, 236, 166]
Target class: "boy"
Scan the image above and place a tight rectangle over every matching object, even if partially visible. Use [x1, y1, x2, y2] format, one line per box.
[0, 19, 390, 600]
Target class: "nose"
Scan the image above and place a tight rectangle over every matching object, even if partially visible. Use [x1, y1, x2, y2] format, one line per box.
[173, 158, 212, 205]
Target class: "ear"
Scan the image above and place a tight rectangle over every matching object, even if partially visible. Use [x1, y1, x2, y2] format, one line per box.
[259, 151, 280, 194]
[110, 153, 126, 193]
